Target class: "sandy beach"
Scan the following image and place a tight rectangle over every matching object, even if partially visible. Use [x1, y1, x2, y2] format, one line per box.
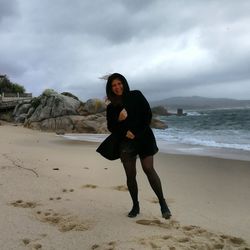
[0, 123, 250, 250]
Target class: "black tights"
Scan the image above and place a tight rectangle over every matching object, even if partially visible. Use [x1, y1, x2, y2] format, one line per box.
[122, 155, 165, 205]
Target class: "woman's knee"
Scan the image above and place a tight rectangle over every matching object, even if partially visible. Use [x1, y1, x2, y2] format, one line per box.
[140, 156, 154, 174]
[142, 165, 154, 176]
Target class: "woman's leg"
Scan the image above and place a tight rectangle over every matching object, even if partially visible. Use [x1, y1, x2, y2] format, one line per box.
[121, 155, 140, 217]
[140, 155, 171, 219]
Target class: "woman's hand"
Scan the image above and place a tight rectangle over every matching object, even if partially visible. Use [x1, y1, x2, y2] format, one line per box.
[126, 130, 135, 139]
[118, 108, 128, 121]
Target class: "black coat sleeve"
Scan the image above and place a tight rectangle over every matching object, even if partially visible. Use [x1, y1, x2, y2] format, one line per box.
[106, 103, 128, 137]
[128, 90, 152, 137]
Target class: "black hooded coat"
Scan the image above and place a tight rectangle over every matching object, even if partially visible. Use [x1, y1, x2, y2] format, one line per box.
[97, 90, 159, 160]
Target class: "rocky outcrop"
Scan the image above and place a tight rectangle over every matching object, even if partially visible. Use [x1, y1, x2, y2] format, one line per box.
[13, 100, 32, 123]
[151, 106, 169, 116]
[151, 118, 168, 129]
[61, 92, 79, 101]
[28, 95, 80, 122]
[83, 98, 106, 114]
[13, 89, 108, 133]
[0, 110, 14, 122]
[13, 89, 167, 133]
[25, 113, 108, 134]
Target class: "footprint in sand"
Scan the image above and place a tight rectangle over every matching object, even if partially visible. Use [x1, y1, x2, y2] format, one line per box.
[92, 231, 250, 250]
[91, 241, 116, 250]
[81, 184, 98, 189]
[10, 200, 38, 208]
[28, 243, 42, 249]
[62, 188, 75, 193]
[136, 219, 180, 229]
[22, 238, 31, 246]
[21, 234, 46, 249]
[49, 197, 62, 201]
[136, 231, 249, 250]
[148, 197, 175, 204]
[91, 244, 100, 249]
[220, 234, 246, 246]
[34, 209, 92, 232]
[112, 185, 128, 192]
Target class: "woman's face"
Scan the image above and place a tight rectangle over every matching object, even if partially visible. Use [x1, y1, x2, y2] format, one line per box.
[111, 78, 124, 96]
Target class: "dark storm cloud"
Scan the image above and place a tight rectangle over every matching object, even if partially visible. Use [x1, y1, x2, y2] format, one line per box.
[0, 0, 17, 22]
[0, 0, 250, 100]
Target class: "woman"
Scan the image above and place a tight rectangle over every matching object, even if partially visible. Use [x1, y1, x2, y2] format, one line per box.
[102, 73, 171, 219]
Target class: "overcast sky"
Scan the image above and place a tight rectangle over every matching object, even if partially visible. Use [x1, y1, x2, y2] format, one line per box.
[1, 0, 250, 101]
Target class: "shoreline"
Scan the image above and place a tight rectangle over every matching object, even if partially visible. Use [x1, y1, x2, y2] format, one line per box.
[1, 124, 250, 249]
[61, 132, 250, 162]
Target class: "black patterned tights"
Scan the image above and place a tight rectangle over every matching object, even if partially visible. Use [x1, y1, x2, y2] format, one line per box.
[122, 155, 165, 205]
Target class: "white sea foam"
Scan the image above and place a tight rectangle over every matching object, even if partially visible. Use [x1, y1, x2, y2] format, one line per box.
[59, 132, 250, 161]
[60, 133, 108, 142]
[186, 111, 202, 116]
[154, 129, 250, 152]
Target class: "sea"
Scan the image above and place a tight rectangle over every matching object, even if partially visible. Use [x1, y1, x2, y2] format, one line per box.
[61, 108, 250, 161]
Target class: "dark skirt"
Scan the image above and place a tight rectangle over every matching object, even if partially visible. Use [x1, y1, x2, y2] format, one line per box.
[119, 132, 158, 163]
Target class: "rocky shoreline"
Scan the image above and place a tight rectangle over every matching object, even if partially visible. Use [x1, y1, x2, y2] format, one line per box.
[1, 89, 167, 133]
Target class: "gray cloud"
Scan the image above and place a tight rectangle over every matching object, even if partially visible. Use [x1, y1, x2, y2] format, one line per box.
[0, 0, 250, 101]
[0, 0, 17, 21]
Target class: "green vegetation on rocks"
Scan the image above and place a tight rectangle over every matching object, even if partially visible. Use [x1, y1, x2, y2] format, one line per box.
[0, 75, 25, 94]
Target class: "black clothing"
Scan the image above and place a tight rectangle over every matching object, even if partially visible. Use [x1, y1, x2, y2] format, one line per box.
[106, 90, 158, 158]
[97, 89, 171, 219]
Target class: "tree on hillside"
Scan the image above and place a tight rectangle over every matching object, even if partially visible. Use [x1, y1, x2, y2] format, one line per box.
[0, 75, 25, 93]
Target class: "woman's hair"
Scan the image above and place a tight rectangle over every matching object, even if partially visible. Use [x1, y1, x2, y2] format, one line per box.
[106, 73, 130, 105]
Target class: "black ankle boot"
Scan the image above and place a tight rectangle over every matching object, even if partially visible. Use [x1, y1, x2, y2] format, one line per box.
[160, 199, 172, 219]
[128, 202, 140, 218]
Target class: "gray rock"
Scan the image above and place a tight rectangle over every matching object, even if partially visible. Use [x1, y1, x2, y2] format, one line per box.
[151, 118, 168, 129]
[13, 103, 31, 117]
[13, 89, 111, 133]
[61, 92, 79, 101]
[42, 89, 58, 96]
[83, 99, 106, 114]
[56, 130, 65, 135]
[27, 107, 35, 118]
[151, 106, 169, 116]
[25, 114, 109, 134]
[28, 93, 81, 122]
[16, 113, 27, 123]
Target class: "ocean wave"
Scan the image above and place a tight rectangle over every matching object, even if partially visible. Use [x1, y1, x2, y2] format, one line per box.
[180, 137, 250, 151]
[154, 129, 250, 151]
[186, 111, 202, 116]
[60, 133, 107, 142]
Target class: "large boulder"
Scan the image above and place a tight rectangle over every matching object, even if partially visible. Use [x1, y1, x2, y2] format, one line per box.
[15, 113, 27, 123]
[25, 114, 109, 134]
[13, 103, 31, 118]
[83, 98, 106, 114]
[28, 91, 81, 123]
[151, 118, 168, 129]
[151, 106, 169, 116]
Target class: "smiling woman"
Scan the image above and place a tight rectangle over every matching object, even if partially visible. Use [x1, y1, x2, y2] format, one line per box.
[111, 78, 124, 96]
[97, 73, 172, 219]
